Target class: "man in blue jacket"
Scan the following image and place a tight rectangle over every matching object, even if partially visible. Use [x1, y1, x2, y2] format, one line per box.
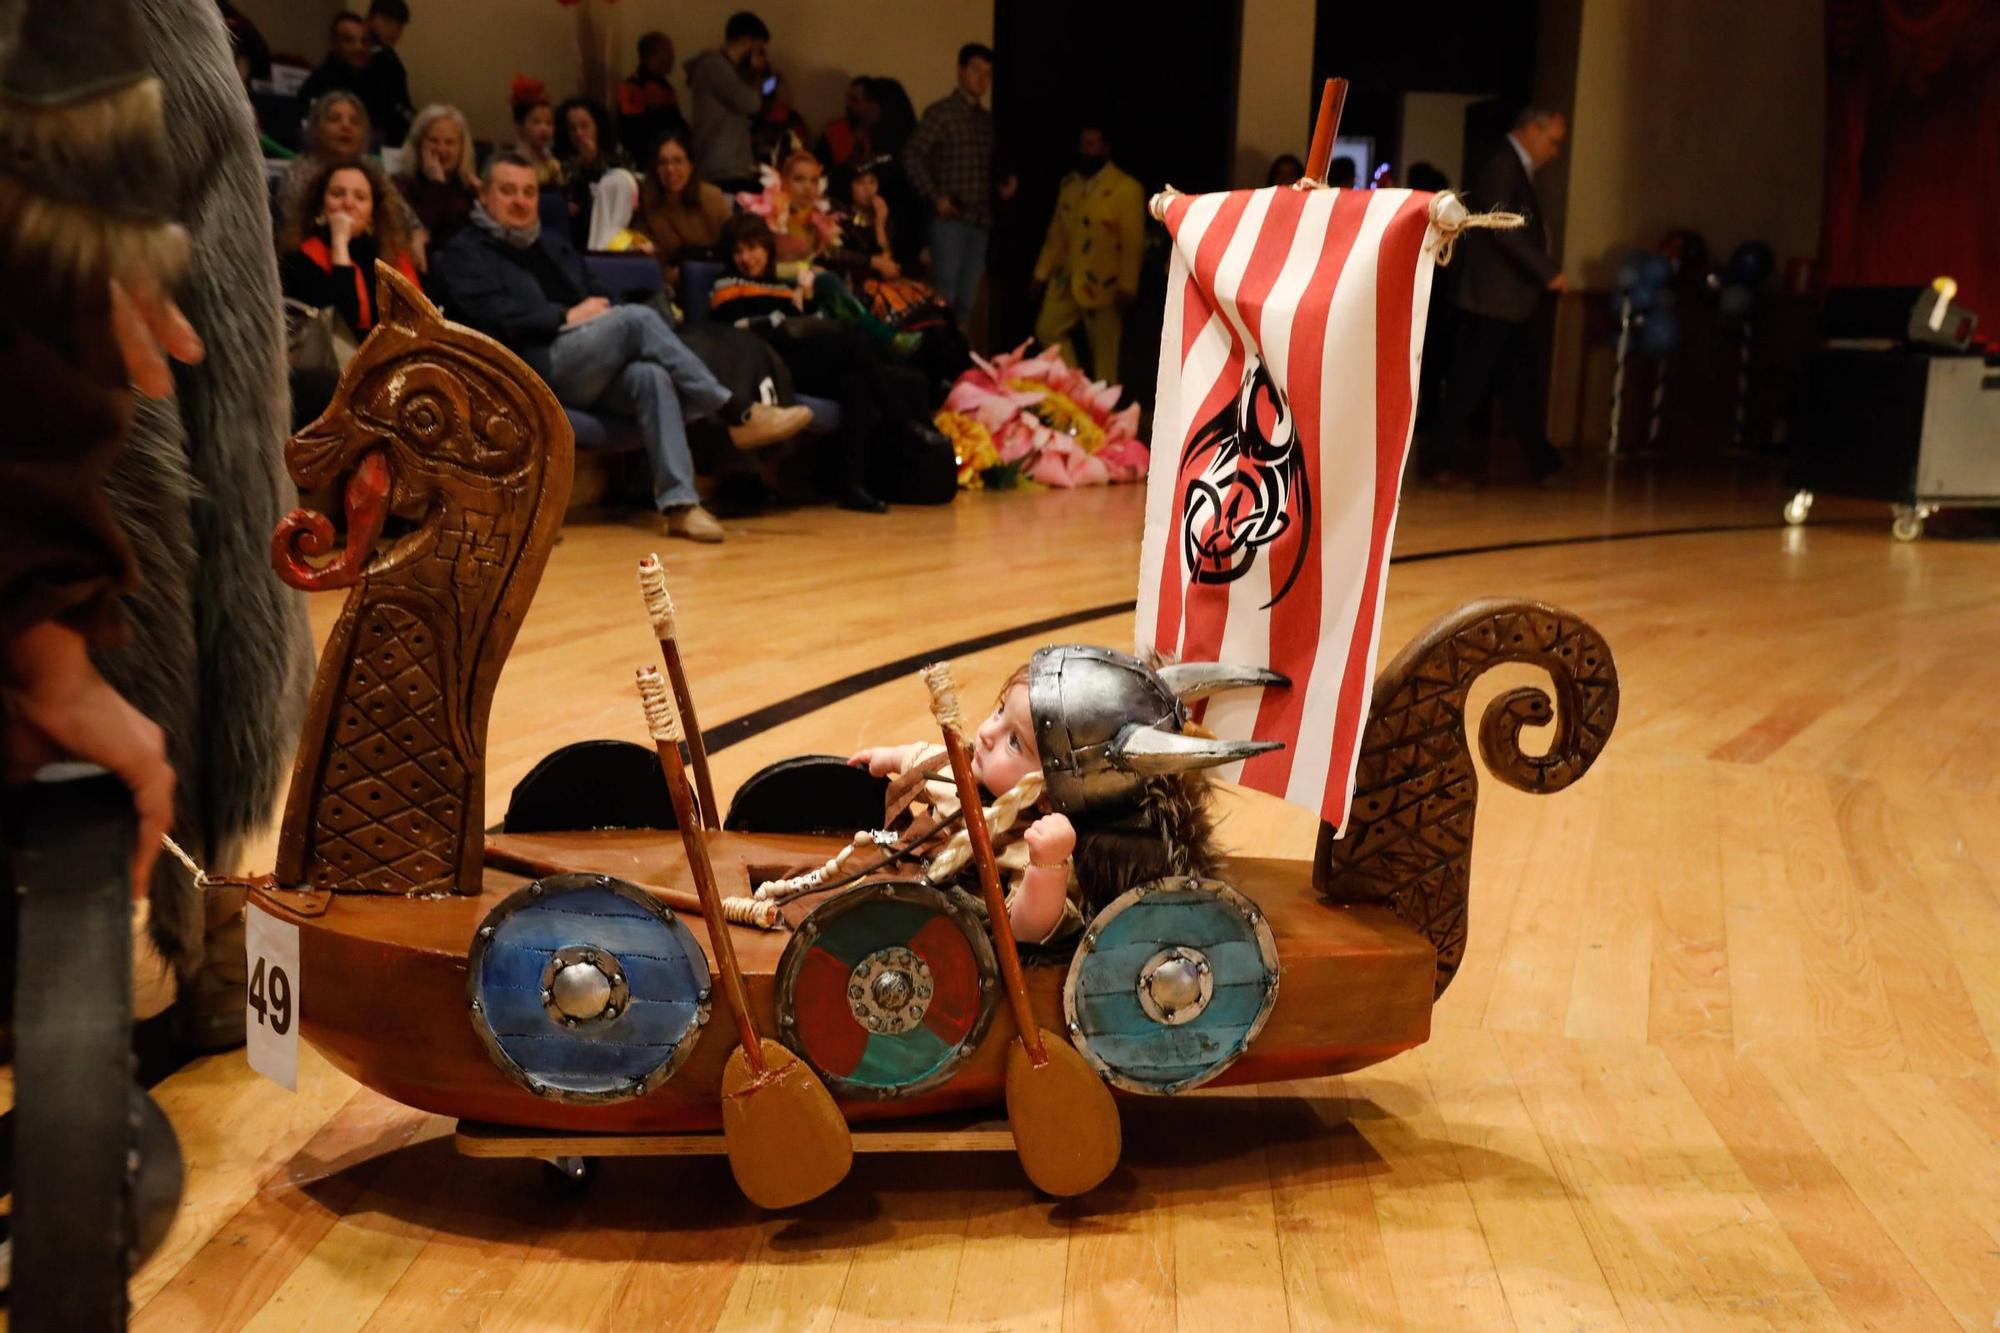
[435, 154, 810, 542]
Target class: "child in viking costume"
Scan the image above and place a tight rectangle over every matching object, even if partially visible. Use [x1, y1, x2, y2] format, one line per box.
[850, 647, 1282, 945]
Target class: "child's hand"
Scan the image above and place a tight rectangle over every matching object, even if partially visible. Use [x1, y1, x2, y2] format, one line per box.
[847, 745, 908, 778]
[1023, 812, 1075, 867]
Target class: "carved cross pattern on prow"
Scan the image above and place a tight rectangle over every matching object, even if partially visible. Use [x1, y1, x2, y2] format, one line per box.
[273, 262, 576, 895]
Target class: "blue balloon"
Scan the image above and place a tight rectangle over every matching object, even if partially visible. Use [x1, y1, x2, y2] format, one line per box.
[1639, 253, 1673, 291]
[1639, 309, 1681, 356]
[1725, 240, 1775, 288]
[1616, 250, 1652, 292]
[1623, 283, 1656, 313]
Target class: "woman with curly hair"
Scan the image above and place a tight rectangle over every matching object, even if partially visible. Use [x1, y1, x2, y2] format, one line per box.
[277, 90, 425, 258]
[394, 103, 479, 254]
[279, 157, 419, 423]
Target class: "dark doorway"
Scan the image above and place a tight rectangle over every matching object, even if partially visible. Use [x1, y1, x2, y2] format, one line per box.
[1310, 0, 1538, 178]
[991, 0, 1243, 406]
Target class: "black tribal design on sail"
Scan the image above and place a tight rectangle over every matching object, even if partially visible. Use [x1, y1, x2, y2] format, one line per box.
[1176, 356, 1313, 609]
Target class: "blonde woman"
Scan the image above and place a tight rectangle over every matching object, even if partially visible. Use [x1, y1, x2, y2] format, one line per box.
[395, 104, 480, 253]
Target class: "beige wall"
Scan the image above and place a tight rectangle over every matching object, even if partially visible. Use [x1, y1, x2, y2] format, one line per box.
[1558, 0, 1823, 285]
[302, 0, 993, 146]
[1399, 92, 1481, 186]
[1232, 0, 1316, 187]
[234, 0, 339, 63]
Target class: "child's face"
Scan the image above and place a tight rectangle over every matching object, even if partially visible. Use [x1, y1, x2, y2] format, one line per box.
[733, 237, 771, 278]
[972, 683, 1038, 792]
[850, 173, 879, 208]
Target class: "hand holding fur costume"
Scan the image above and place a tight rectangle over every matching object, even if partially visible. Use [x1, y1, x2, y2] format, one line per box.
[849, 647, 1285, 943]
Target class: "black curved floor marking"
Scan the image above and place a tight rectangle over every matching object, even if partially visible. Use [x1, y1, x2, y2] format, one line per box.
[701, 517, 1832, 754]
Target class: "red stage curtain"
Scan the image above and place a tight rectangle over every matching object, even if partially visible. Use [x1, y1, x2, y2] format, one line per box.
[1822, 0, 2000, 324]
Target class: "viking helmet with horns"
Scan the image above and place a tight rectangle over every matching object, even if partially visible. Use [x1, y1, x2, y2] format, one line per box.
[1028, 645, 1287, 820]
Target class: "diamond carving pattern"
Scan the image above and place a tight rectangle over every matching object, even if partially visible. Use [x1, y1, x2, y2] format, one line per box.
[1316, 601, 1619, 998]
[307, 602, 468, 894]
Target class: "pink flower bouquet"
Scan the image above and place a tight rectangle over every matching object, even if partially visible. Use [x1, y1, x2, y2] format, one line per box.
[934, 341, 1148, 490]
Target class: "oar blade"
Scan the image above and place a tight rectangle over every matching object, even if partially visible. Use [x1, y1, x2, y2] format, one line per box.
[1005, 1033, 1121, 1196]
[721, 1040, 854, 1208]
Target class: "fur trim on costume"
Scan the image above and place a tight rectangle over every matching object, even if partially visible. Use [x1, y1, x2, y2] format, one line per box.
[1073, 772, 1222, 916]
[0, 74, 186, 292]
[89, 0, 310, 982]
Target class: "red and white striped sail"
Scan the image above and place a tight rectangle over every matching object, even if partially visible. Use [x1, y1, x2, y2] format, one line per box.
[1135, 185, 1440, 832]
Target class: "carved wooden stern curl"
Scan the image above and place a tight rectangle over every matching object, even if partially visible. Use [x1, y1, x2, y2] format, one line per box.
[272, 263, 574, 894]
[1314, 600, 1618, 996]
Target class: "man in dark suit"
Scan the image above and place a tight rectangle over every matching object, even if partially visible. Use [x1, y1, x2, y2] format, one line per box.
[1430, 107, 1569, 488]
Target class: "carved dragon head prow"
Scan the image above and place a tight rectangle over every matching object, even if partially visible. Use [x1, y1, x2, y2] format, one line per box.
[272, 263, 575, 895]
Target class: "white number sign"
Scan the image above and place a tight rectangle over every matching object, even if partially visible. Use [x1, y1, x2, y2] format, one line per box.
[245, 903, 300, 1091]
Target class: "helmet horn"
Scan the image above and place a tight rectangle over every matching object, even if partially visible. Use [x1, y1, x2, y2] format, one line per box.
[1110, 724, 1282, 776]
[1155, 662, 1289, 702]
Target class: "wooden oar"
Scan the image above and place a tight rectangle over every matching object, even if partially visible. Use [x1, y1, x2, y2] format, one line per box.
[921, 662, 1120, 1196]
[638, 554, 719, 829]
[638, 666, 852, 1207]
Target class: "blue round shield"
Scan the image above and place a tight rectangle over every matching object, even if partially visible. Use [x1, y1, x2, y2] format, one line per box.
[467, 873, 711, 1103]
[1063, 877, 1280, 1095]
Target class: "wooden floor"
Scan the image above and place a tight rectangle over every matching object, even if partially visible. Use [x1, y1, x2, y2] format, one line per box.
[112, 465, 2000, 1330]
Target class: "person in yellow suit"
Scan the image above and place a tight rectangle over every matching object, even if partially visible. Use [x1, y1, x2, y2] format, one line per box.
[1032, 124, 1146, 381]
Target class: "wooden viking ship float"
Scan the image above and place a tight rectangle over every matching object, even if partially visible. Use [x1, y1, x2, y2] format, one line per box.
[248, 85, 1619, 1200]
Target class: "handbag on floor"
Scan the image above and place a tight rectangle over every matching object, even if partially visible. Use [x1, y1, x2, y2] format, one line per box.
[283, 298, 359, 378]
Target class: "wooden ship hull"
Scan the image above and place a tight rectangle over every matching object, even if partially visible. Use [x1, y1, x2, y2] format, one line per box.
[259, 264, 1619, 1150]
[255, 834, 1434, 1133]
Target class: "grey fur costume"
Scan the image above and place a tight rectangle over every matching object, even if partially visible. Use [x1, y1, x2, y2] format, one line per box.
[1, 0, 311, 981]
[110, 0, 310, 982]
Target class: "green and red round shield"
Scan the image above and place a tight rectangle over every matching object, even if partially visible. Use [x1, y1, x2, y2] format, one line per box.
[775, 880, 997, 1100]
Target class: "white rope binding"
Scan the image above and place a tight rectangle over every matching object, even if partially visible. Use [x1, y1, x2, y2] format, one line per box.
[637, 553, 676, 639]
[1147, 186, 1522, 268]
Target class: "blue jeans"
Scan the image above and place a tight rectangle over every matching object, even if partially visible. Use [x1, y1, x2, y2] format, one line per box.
[547, 305, 732, 511]
[928, 217, 989, 322]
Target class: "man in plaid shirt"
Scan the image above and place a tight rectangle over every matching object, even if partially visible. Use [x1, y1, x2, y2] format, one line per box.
[904, 42, 1000, 324]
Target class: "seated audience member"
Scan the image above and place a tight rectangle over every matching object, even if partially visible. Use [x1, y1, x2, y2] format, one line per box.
[435, 154, 813, 543]
[395, 104, 479, 255]
[296, 11, 371, 126]
[711, 212, 955, 513]
[815, 77, 873, 173]
[751, 71, 810, 169]
[617, 31, 687, 164]
[686, 10, 769, 194]
[637, 128, 734, 294]
[586, 169, 653, 252]
[825, 160, 968, 383]
[509, 75, 563, 187]
[556, 96, 628, 247]
[362, 0, 414, 146]
[860, 76, 926, 270]
[220, 0, 272, 85]
[279, 158, 419, 423]
[737, 152, 912, 354]
[278, 92, 425, 258]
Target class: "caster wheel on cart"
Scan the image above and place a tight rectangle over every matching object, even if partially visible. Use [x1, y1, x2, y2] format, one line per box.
[1783, 490, 1813, 525]
[542, 1156, 597, 1196]
[1891, 506, 1925, 542]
